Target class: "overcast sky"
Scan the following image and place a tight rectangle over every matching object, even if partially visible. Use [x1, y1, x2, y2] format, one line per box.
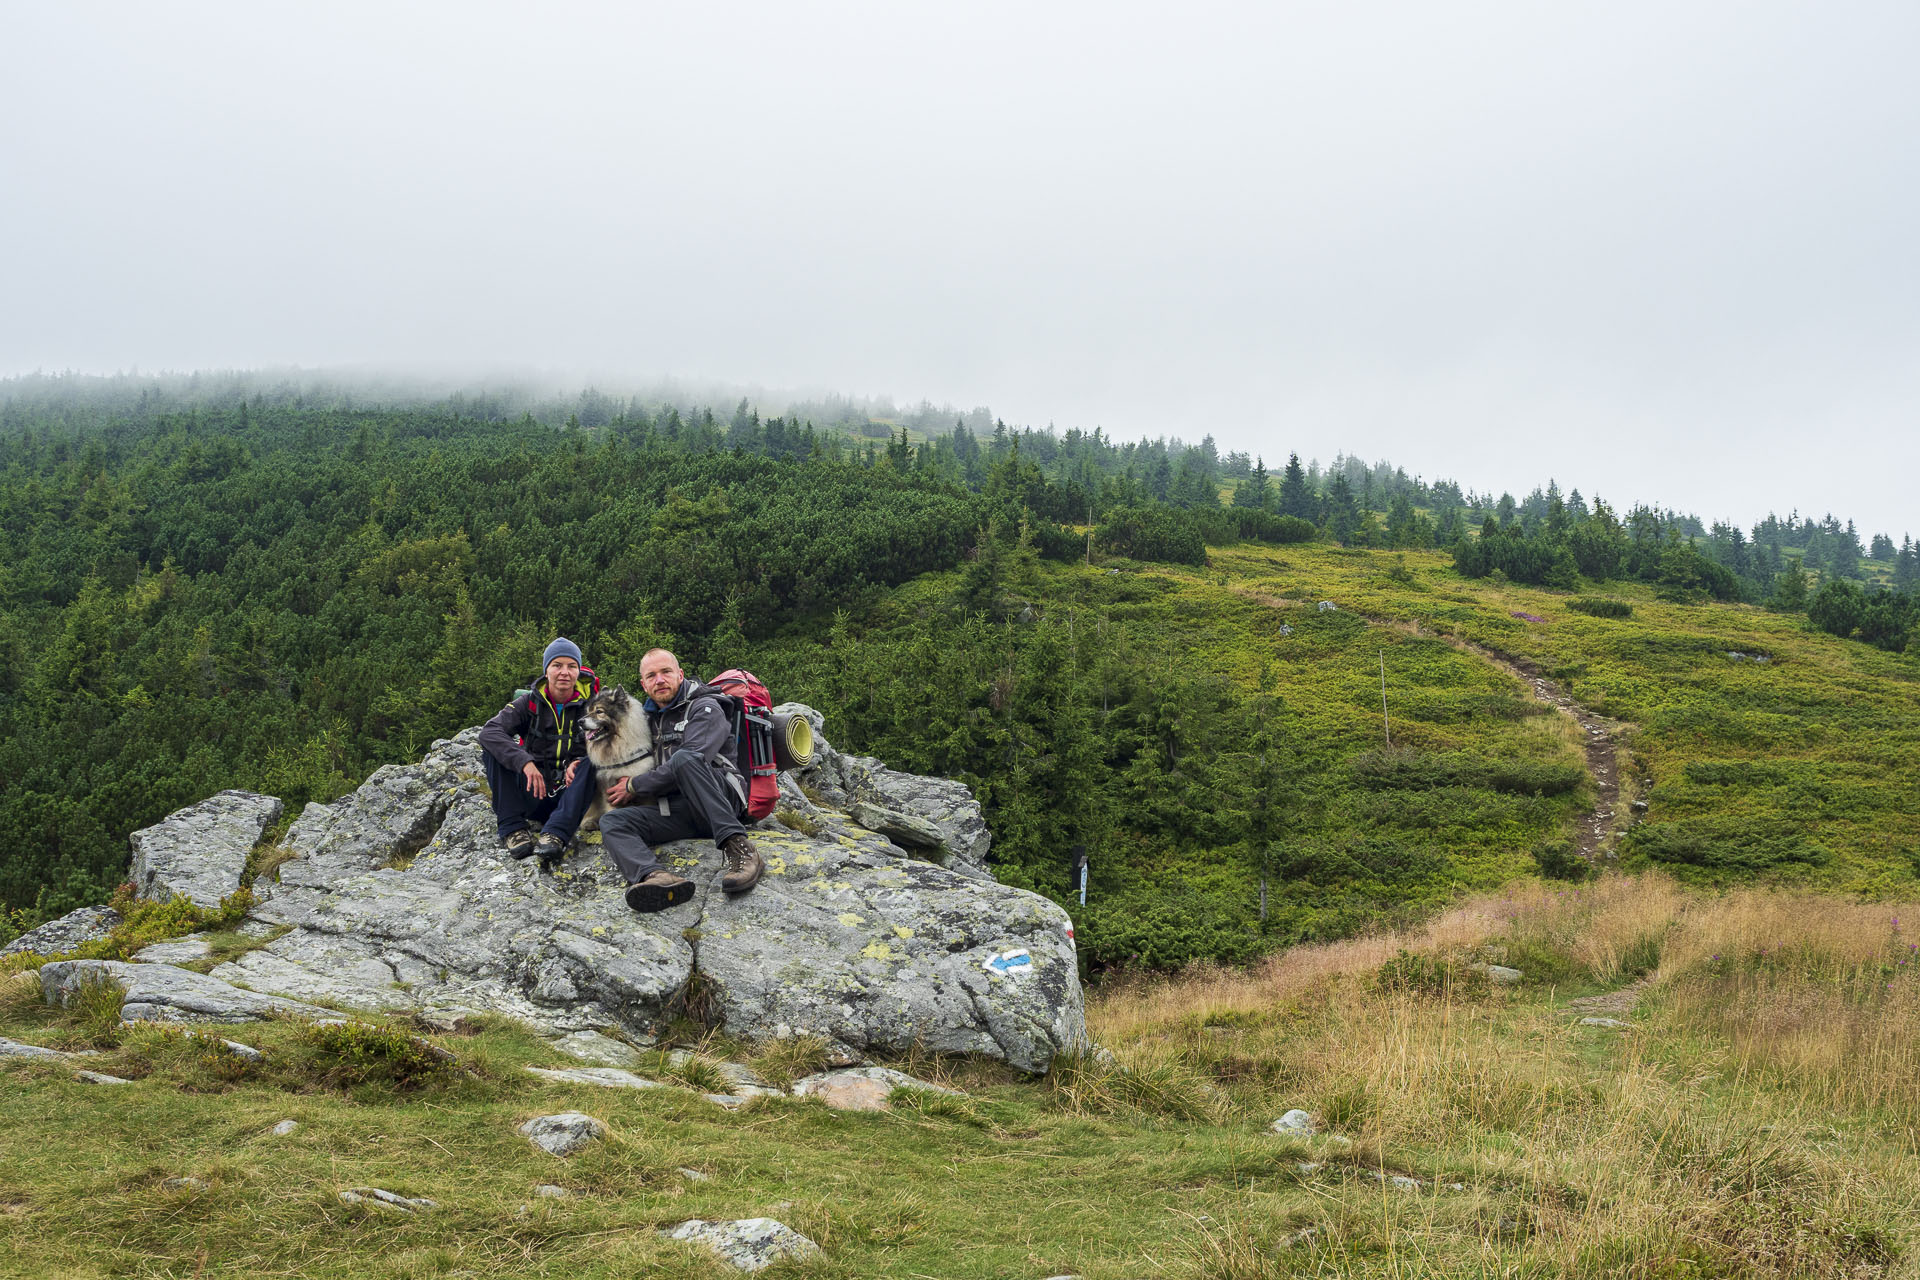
[4, 3, 1916, 535]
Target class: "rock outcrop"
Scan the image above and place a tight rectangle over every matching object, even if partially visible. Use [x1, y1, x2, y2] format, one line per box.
[2, 905, 122, 957]
[130, 790, 283, 908]
[58, 709, 1085, 1072]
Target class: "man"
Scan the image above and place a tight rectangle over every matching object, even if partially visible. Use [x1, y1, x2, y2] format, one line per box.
[541, 647, 763, 912]
[478, 637, 598, 865]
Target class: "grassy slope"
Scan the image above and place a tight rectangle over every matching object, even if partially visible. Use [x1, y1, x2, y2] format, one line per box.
[7, 875, 1920, 1278]
[1185, 542, 1920, 891]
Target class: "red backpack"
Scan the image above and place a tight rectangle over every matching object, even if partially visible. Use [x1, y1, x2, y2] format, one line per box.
[705, 669, 780, 820]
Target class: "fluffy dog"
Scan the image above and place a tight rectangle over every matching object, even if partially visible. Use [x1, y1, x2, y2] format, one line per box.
[577, 686, 655, 831]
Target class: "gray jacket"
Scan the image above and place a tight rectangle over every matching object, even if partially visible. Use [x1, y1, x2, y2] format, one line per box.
[625, 679, 743, 805]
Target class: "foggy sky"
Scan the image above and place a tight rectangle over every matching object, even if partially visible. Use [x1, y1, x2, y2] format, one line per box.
[4, 3, 1916, 536]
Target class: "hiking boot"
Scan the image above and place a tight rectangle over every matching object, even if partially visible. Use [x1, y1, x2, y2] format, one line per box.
[719, 834, 763, 894]
[624, 869, 695, 913]
[504, 827, 539, 860]
[532, 832, 567, 872]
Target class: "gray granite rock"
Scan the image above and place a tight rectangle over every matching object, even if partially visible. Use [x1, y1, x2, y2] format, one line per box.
[1578, 1016, 1629, 1029]
[111, 720, 1086, 1072]
[534, 1183, 570, 1198]
[162, 1177, 209, 1192]
[131, 935, 213, 965]
[131, 790, 283, 908]
[792, 1066, 964, 1112]
[664, 1218, 820, 1272]
[523, 1066, 663, 1091]
[545, 1029, 645, 1066]
[1472, 962, 1524, 985]
[338, 1187, 435, 1212]
[0, 1036, 68, 1060]
[75, 1070, 131, 1084]
[518, 1112, 607, 1157]
[38, 959, 336, 1024]
[2, 905, 122, 957]
[269, 1120, 300, 1136]
[1272, 1108, 1317, 1136]
[788, 711, 992, 879]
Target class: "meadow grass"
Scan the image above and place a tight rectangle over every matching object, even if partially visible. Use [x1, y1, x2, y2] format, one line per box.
[7, 873, 1920, 1278]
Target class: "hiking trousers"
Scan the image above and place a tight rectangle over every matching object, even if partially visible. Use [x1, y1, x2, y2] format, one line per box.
[483, 752, 596, 842]
[598, 761, 748, 882]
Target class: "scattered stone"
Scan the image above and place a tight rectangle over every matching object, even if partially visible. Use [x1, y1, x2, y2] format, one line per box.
[664, 1218, 820, 1272]
[0, 1037, 68, 1061]
[211, 1038, 265, 1062]
[1471, 963, 1523, 985]
[338, 1187, 436, 1212]
[74, 1070, 131, 1085]
[533, 1183, 570, 1198]
[792, 1066, 962, 1111]
[1, 906, 122, 957]
[162, 1177, 209, 1192]
[1271, 1108, 1317, 1136]
[678, 1167, 711, 1182]
[415, 1009, 479, 1036]
[545, 1029, 645, 1066]
[518, 1112, 607, 1157]
[1368, 1171, 1425, 1191]
[270, 1120, 300, 1136]
[131, 935, 214, 965]
[1578, 1016, 1630, 1029]
[523, 1065, 662, 1091]
[130, 790, 283, 908]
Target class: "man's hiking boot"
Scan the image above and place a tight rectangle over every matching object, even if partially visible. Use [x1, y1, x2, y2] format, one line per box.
[532, 832, 567, 872]
[719, 834, 763, 894]
[625, 869, 695, 913]
[504, 827, 539, 860]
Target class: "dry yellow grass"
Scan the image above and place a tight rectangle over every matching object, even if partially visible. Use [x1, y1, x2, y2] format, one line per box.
[1081, 873, 1920, 1278]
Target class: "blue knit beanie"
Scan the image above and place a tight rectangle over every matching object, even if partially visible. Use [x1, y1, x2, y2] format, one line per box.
[542, 637, 583, 671]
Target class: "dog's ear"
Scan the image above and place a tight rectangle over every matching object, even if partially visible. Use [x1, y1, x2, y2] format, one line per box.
[611, 686, 630, 709]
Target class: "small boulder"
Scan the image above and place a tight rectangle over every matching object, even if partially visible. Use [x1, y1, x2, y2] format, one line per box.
[338, 1187, 435, 1212]
[533, 1184, 570, 1198]
[792, 1066, 962, 1111]
[131, 936, 214, 965]
[1471, 962, 1524, 985]
[523, 1066, 662, 1091]
[517, 1112, 607, 1157]
[162, 1177, 209, 1192]
[664, 1218, 820, 1272]
[1, 905, 122, 957]
[75, 1070, 131, 1085]
[1271, 1108, 1317, 1137]
[0, 1036, 67, 1061]
[544, 1029, 645, 1066]
[1578, 1016, 1629, 1029]
[269, 1120, 300, 1136]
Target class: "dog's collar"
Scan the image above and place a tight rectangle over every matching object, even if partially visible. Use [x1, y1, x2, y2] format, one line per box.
[599, 747, 654, 770]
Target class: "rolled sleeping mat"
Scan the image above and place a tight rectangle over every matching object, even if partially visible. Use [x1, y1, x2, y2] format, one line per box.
[770, 711, 814, 771]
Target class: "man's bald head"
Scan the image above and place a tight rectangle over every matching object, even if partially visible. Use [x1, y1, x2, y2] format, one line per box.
[639, 648, 685, 705]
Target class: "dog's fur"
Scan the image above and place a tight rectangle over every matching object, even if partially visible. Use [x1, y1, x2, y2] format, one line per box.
[577, 686, 655, 831]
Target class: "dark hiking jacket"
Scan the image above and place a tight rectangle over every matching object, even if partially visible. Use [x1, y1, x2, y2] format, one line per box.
[477, 669, 601, 784]
[625, 678, 744, 807]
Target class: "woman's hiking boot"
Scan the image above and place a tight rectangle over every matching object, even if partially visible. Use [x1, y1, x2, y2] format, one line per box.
[720, 834, 763, 894]
[625, 869, 695, 913]
[532, 832, 567, 872]
[504, 827, 539, 860]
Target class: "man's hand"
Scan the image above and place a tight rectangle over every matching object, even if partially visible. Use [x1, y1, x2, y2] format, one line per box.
[522, 762, 549, 800]
[563, 759, 581, 788]
[606, 776, 631, 807]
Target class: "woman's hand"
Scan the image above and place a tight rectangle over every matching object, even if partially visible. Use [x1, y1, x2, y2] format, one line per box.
[522, 762, 548, 799]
